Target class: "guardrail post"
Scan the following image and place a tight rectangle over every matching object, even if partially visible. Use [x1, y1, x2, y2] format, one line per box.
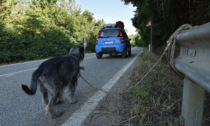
[180, 77, 205, 126]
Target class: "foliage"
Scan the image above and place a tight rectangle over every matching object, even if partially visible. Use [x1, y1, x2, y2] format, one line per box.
[129, 34, 144, 47]
[122, 0, 210, 49]
[0, 0, 103, 64]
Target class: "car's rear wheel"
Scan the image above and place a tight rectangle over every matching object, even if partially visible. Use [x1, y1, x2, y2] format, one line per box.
[122, 48, 127, 58]
[96, 53, 103, 59]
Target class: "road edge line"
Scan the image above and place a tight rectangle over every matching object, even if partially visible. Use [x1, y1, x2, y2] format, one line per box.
[62, 48, 143, 126]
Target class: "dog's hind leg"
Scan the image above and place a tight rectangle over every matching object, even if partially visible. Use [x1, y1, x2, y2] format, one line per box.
[45, 92, 63, 118]
[68, 76, 78, 104]
[55, 88, 64, 105]
[39, 81, 48, 105]
[43, 80, 63, 118]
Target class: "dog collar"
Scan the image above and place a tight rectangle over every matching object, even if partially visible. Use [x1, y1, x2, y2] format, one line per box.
[71, 55, 80, 62]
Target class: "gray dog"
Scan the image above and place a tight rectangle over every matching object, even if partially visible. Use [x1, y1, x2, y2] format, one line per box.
[22, 39, 87, 118]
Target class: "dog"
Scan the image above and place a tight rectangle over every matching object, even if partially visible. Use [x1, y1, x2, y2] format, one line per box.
[22, 39, 87, 118]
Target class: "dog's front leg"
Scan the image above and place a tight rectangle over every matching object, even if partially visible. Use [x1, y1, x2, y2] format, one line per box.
[55, 88, 64, 104]
[68, 81, 77, 104]
[68, 86, 76, 104]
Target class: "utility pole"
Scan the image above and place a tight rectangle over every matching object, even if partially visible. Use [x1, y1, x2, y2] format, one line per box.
[147, 20, 156, 52]
[150, 26, 152, 52]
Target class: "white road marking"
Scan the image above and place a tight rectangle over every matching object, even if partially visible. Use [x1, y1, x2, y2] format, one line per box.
[0, 54, 95, 78]
[0, 68, 37, 77]
[62, 49, 142, 126]
[0, 59, 46, 68]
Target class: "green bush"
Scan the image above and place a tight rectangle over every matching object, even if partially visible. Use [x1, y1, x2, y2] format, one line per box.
[0, 0, 103, 64]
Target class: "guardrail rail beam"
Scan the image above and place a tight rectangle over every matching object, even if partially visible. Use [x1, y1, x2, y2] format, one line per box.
[175, 22, 210, 126]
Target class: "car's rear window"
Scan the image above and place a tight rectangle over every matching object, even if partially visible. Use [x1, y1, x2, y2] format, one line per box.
[99, 29, 119, 38]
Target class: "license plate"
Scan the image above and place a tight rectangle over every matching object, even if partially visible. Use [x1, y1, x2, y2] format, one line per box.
[105, 41, 113, 44]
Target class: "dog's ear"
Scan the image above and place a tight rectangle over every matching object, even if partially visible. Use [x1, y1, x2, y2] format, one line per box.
[82, 37, 88, 50]
[80, 45, 85, 59]
[68, 46, 73, 52]
[80, 46, 84, 53]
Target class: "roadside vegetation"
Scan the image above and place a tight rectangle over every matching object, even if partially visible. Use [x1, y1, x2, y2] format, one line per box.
[123, 49, 210, 125]
[129, 34, 144, 47]
[0, 0, 103, 64]
[122, 0, 210, 48]
[126, 49, 183, 125]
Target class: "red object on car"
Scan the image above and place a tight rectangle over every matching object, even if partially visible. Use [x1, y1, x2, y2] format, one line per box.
[116, 21, 124, 29]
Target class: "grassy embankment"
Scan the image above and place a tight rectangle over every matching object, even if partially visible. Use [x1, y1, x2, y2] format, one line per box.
[126, 48, 210, 125]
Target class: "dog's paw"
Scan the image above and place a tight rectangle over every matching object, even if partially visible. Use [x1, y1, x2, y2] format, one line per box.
[54, 97, 64, 105]
[69, 100, 76, 104]
[55, 100, 63, 105]
[69, 98, 77, 104]
[51, 111, 63, 119]
[46, 107, 63, 119]
[42, 99, 49, 105]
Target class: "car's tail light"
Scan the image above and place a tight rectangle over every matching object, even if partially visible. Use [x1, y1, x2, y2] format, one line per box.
[96, 31, 99, 45]
[96, 39, 98, 45]
[97, 31, 99, 38]
[120, 30, 124, 44]
[121, 37, 124, 44]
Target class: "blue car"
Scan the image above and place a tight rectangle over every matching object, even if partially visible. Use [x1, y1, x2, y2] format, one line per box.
[95, 24, 131, 59]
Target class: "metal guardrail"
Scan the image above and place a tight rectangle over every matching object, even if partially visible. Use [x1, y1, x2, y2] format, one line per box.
[175, 22, 210, 126]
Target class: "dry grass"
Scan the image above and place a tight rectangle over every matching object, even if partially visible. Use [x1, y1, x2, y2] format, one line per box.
[127, 49, 184, 126]
[124, 49, 210, 126]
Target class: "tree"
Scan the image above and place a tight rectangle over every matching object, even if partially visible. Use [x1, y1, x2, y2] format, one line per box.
[0, 0, 103, 63]
[82, 10, 94, 22]
[121, 0, 210, 49]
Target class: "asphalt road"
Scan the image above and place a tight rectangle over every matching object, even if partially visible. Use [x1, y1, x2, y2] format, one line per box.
[0, 47, 143, 126]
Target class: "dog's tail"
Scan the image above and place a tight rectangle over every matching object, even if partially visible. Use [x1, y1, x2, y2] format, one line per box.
[22, 69, 40, 95]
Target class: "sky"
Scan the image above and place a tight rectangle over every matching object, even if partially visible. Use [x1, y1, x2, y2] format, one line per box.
[75, 0, 137, 35]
